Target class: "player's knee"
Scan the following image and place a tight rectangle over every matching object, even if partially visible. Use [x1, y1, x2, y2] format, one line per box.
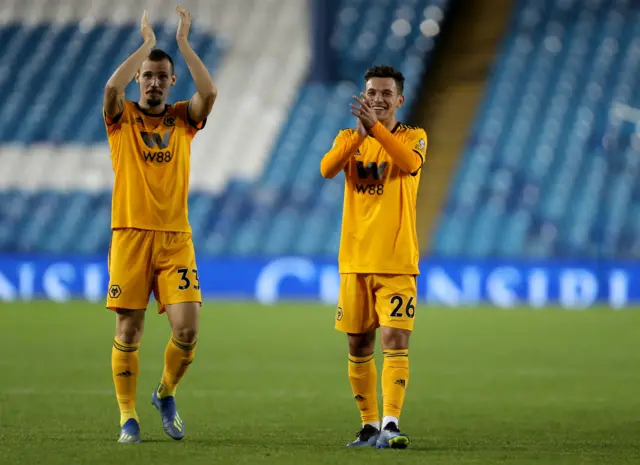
[165, 302, 199, 342]
[172, 326, 197, 344]
[348, 332, 376, 356]
[380, 327, 411, 350]
[115, 310, 144, 343]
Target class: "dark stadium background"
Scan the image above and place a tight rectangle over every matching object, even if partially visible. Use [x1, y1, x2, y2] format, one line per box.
[0, 1, 638, 464]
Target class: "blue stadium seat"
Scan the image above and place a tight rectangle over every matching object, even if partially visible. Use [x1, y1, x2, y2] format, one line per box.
[0, 0, 447, 256]
[433, 0, 640, 258]
[216, 0, 449, 256]
[0, 22, 219, 145]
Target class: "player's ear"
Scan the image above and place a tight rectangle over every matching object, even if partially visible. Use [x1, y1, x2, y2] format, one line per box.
[397, 94, 405, 108]
[171, 74, 177, 87]
[135, 71, 141, 84]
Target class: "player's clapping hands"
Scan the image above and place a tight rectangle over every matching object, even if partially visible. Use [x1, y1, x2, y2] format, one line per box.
[351, 93, 379, 131]
[141, 10, 156, 45]
[176, 6, 191, 43]
[355, 118, 368, 137]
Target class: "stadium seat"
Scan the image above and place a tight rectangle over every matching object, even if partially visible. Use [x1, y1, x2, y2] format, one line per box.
[433, 0, 640, 258]
[0, 0, 449, 256]
[215, 0, 450, 256]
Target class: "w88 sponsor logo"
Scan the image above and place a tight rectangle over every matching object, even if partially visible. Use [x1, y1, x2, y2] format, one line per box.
[355, 183, 384, 195]
[143, 151, 172, 163]
[140, 131, 172, 163]
[355, 161, 387, 195]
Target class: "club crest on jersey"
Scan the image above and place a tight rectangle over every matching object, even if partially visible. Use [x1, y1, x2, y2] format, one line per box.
[415, 138, 425, 151]
[354, 149, 361, 156]
[336, 307, 343, 321]
[164, 115, 176, 127]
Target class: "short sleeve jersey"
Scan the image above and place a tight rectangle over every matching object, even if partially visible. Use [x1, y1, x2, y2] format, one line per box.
[104, 100, 205, 232]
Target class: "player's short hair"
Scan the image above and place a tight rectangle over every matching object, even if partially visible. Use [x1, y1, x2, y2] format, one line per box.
[364, 65, 405, 95]
[147, 49, 175, 74]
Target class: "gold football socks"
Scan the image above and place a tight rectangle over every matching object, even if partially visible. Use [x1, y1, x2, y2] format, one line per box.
[382, 349, 409, 428]
[157, 336, 197, 399]
[112, 338, 140, 426]
[348, 354, 380, 428]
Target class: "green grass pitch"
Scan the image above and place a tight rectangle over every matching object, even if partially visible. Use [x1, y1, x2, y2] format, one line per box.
[1, 301, 639, 464]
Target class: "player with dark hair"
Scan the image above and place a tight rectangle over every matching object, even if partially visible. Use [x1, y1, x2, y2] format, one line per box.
[363, 65, 406, 95]
[146, 48, 176, 75]
[320, 65, 427, 449]
[103, 8, 216, 443]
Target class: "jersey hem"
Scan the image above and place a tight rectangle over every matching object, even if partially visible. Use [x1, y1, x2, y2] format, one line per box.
[111, 225, 192, 233]
[338, 268, 420, 276]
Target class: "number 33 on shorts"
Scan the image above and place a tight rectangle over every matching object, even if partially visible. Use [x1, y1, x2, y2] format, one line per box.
[152, 265, 201, 311]
[176, 268, 200, 291]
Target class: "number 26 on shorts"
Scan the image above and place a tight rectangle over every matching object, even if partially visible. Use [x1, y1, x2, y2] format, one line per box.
[390, 296, 416, 318]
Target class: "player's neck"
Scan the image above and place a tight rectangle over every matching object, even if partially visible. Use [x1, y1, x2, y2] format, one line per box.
[137, 99, 166, 115]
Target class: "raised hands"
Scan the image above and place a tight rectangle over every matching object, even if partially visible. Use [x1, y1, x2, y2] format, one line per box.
[351, 93, 378, 131]
[176, 6, 191, 43]
[141, 10, 156, 46]
[355, 117, 367, 138]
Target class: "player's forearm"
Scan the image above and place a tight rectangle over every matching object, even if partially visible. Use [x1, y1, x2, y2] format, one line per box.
[320, 133, 365, 178]
[106, 39, 156, 92]
[178, 39, 217, 102]
[370, 122, 422, 173]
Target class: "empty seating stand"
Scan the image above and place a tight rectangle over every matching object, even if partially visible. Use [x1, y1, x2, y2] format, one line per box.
[198, 0, 449, 257]
[433, 0, 640, 259]
[0, 0, 448, 256]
